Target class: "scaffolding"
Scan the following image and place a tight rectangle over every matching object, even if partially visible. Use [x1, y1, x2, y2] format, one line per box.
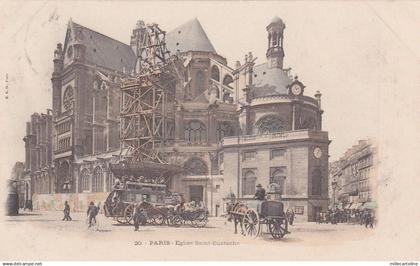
[120, 22, 180, 165]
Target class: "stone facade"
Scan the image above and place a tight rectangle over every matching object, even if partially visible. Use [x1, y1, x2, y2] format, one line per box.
[329, 139, 377, 209]
[23, 17, 330, 221]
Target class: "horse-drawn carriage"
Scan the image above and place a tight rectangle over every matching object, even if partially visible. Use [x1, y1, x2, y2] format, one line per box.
[228, 199, 289, 239]
[104, 181, 173, 225]
[104, 161, 185, 225]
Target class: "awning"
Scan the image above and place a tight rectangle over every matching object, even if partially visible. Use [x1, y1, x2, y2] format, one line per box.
[349, 202, 363, 209]
[360, 201, 378, 210]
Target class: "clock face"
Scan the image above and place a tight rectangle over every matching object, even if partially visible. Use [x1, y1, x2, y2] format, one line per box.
[291, 84, 302, 95]
[314, 147, 322, 158]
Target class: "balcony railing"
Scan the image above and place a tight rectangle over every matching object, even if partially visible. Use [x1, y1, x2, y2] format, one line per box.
[222, 129, 329, 147]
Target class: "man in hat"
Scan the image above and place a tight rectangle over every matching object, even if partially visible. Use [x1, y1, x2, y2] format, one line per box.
[254, 184, 266, 201]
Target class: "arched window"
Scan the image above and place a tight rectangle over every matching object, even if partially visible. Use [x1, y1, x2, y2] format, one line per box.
[243, 169, 257, 196]
[217, 122, 234, 141]
[80, 169, 90, 192]
[184, 120, 207, 143]
[63, 86, 74, 111]
[196, 71, 205, 93]
[222, 75, 233, 88]
[312, 169, 322, 196]
[92, 167, 104, 192]
[184, 157, 208, 176]
[211, 66, 220, 81]
[255, 115, 285, 135]
[272, 32, 278, 47]
[270, 168, 286, 195]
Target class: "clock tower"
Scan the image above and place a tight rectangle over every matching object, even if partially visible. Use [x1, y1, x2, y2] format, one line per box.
[266, 16, 285, 69]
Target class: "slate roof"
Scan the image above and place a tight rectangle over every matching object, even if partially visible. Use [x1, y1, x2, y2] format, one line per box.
[70, 21, 136, 73]
[251, 63, 293, 98]
[166, 18, 216, 54]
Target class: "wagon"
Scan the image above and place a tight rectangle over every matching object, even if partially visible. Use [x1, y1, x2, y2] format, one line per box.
[104, 181, 168, 224]
[228, 200, 289, 239]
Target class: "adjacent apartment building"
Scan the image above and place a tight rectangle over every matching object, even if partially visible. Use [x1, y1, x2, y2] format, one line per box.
[329, 139, 377, 209]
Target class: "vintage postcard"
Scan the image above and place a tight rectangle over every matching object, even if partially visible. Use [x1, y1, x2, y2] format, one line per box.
[0, 0, 419, 262]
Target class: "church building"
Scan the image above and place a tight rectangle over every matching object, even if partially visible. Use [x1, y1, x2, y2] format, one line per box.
[28, 16, 329, 221]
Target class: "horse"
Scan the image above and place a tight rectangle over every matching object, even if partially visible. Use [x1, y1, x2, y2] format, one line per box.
[226, 201, 248, 235]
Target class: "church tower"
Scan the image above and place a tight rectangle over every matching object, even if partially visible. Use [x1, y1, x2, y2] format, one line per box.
[266, 16, 285, 69]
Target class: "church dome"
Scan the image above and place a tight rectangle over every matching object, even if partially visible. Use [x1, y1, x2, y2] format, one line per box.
[271, 16, 284, 24]
[251, 63, 292, 98]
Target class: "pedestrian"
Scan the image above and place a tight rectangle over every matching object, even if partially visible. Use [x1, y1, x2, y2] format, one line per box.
[133, 204, 141, 231]
[87, 201, 99, 228]
[62, 201, 72, 221]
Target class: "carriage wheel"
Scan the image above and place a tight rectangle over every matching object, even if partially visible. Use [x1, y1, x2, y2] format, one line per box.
[116, 216, 126, 224]
[192, 212, 208, 228]
[243, 209, 260, 238]
[124, 204, 135, 224]
[268, 219, 288, 239]
[147, 215, 155, 225]
[153, 213, 165, 225]
[171, 215, 182, 227]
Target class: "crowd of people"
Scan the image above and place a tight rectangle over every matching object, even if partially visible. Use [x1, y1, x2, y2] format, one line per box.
[315, 208, 376, 228]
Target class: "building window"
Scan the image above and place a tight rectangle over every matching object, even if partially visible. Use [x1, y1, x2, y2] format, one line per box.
[300, 117, 317, 130]
[271, 149, 286, 159]
[92, 167, 104, 192]
[211, 65, 220, 82]
[80, 169, 90, 192]
[196, 71, 205, 93]
[243, 151, 256, 161]
[255, 115, 285, 135]
[107, 171, 115, 192]
[217, 122, 234, 141]
[58, 137, 71, 151]
[242, 169, 257, 196]
[58, 161, 71, 193]
[166, 121, 175, 139]
[184, 157, 208, 176]
[311, 169, 322, 196]
[222, 74, 233, 88]
[184, 120, 206, 143]
[270, 167, 286, 195]
[57, 121, 71, 135]
[63, 86, 74, 111]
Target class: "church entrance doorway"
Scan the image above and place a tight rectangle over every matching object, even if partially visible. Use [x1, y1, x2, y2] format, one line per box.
[189, 185, 203, 203]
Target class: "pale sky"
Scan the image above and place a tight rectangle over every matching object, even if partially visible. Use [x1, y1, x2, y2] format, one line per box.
[1, 1, 419, 179]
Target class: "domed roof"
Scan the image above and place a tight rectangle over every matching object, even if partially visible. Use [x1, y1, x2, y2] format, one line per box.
[251, 63, 292, 98]
[166, 18, 216, 53]
[270, 16, 284, 24]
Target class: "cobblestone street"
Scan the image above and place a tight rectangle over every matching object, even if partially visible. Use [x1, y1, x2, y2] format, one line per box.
[1, 210, 378, 260]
